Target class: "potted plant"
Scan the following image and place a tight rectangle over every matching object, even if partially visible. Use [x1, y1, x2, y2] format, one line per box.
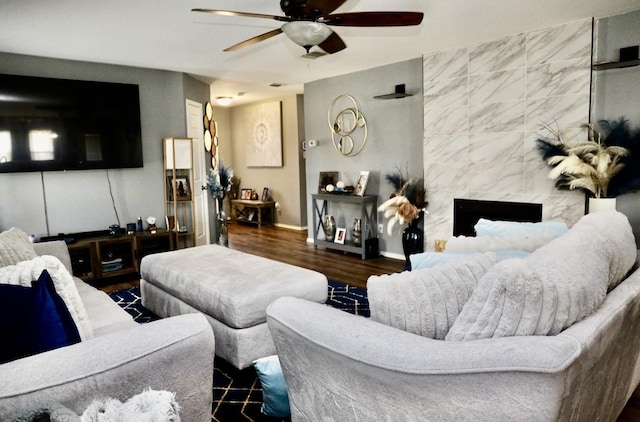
[537, 118, 640, 212]
[207, 160, 234, 245]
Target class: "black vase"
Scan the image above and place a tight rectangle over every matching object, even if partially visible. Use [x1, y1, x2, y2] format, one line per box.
[402, 217, 424, 270]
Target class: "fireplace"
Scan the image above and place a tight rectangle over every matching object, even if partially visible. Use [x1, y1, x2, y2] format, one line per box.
[453, 199, 543, 237]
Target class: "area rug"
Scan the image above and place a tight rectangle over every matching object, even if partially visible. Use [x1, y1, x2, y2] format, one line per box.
[108, 280, 368, 422]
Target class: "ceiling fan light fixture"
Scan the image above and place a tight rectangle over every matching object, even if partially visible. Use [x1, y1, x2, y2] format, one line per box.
[216, 96, 232, 106]
[282, 21, 332, 51]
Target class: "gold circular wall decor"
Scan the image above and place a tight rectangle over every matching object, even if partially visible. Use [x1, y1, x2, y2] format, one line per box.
[205, 101, 213, 120]
[327, 94, 368, 157]
[204, 129, 212, 152]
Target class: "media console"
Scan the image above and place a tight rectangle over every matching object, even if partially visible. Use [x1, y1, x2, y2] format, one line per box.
[42, 230, 174, 284]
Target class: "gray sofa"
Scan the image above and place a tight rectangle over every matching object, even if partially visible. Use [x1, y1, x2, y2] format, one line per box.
[0, 240, 215, 421]
[267, 211, 640, 421]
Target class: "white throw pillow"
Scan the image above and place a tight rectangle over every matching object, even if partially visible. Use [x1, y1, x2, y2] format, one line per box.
[474, 218, 568, 238]
[0, 256, 94, 340]
[368, 253, 496, 340]
[410, 250, 530, 271]
[0, 228, 37, 267]
[445, 232, 554, 253]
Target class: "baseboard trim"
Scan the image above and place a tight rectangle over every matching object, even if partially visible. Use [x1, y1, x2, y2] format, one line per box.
[380, 251, 404, 261]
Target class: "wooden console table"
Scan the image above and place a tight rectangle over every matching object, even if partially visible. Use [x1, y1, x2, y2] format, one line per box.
[231, 199, 276, 228]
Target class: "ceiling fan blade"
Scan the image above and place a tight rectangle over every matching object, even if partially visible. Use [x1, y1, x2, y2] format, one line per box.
[318, 31, 346, 54]
[223, 28, 284, 52]
[192, 8, 290, 22]
[304, 0, 348, 17]
[324, 11, 424, 27]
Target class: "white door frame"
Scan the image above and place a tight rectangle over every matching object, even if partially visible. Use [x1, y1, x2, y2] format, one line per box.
[186, 99, 210, 245]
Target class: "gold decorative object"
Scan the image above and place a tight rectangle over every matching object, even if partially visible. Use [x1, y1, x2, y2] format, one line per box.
[434, 239, 447, 252]
[327, 94, 367, 157]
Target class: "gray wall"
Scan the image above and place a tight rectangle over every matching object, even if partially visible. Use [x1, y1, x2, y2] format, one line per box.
[304, 58, 424, 257]
[593, 10, 640, 246]
[227, 94, 307, 229]
[0, 53, 208, 237]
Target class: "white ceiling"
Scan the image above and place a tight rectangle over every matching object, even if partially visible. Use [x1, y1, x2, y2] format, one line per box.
[1, 0, 639, 106]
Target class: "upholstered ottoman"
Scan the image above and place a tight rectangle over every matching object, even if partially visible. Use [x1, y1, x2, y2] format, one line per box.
[139, 245, 327, 369]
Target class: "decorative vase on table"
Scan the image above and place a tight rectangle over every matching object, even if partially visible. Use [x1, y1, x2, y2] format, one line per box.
[402, 216, 424, 270]
[323, 215, 336, 241]
[217, 198, 228, 247]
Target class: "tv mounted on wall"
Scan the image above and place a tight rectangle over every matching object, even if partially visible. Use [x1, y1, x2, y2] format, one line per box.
[0, 73, 143, 173]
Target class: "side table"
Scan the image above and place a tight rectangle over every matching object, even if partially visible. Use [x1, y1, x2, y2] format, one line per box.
[231, 199, 276, 228]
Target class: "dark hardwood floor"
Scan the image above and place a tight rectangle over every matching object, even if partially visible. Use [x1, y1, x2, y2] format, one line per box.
[97, 222, 640, 420]
[227, 223, 405, 289]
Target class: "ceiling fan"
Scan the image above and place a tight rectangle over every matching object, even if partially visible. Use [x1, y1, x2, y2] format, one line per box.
[192, 0, 423, 56]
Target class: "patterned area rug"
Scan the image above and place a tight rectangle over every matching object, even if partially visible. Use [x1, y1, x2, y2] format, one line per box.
[108, 280, 368, 422]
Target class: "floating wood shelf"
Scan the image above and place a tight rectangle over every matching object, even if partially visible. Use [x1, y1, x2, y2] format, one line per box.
[592, 59, 640, 71]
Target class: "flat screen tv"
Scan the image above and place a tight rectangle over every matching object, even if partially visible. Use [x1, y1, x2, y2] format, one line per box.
[0, 73, 143, 173]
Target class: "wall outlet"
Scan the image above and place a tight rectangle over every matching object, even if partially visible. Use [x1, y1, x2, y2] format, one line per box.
[378, 224, 384, 234]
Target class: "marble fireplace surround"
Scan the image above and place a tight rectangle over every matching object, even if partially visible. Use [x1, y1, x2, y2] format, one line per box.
[423, 19, 592, 248]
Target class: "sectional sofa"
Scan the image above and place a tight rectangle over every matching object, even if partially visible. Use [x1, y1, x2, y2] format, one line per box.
[0, 232, 215, 421]
[267, 211, 640, 421]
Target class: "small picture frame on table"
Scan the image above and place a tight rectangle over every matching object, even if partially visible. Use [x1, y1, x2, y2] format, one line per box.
[334, 228, 347, 244]
[354, 171, 370, 196]
[318, 171, 339, 193]
[241, 189, 252, 200]
[261, 187, 270, 202]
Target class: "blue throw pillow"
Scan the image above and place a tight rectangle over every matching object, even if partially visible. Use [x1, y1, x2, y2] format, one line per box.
[0, 270, 80, 364]
[474, 218, 568, 238]
[410, 250, 530, 270]
[410, 252, 470, 270]
[253, 355, 290, 418]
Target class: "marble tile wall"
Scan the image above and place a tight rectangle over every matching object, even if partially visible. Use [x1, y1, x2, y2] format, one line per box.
[423, 19, 592, 247]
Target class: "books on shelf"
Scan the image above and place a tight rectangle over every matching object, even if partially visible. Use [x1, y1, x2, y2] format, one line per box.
[101, 257, 123, 272]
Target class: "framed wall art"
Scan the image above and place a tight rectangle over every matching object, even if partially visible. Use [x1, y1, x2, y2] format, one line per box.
[245, 101, 283, 167]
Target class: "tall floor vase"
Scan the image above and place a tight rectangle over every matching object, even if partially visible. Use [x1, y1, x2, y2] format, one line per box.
[402, 218, 424, 270]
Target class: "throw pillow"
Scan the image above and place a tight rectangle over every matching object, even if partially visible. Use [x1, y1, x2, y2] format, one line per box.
[445, 232, 554, 253]
[410, 250, 529, 271]
[82, 389, 180, 421]
[445, 211, 635, 341]
[474, 218, 568, 238]
[0, 255, 94, 340]
[253, 355, 291, 418]
[0, 227, 37, 267]
[367, 253, 496, 340]
[0, 270, 81, 364]
[573, 210, 637, 290]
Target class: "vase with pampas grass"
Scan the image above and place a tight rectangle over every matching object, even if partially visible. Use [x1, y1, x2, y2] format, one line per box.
[537, 118, 640, 212]
[378, 165, 428, 269]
